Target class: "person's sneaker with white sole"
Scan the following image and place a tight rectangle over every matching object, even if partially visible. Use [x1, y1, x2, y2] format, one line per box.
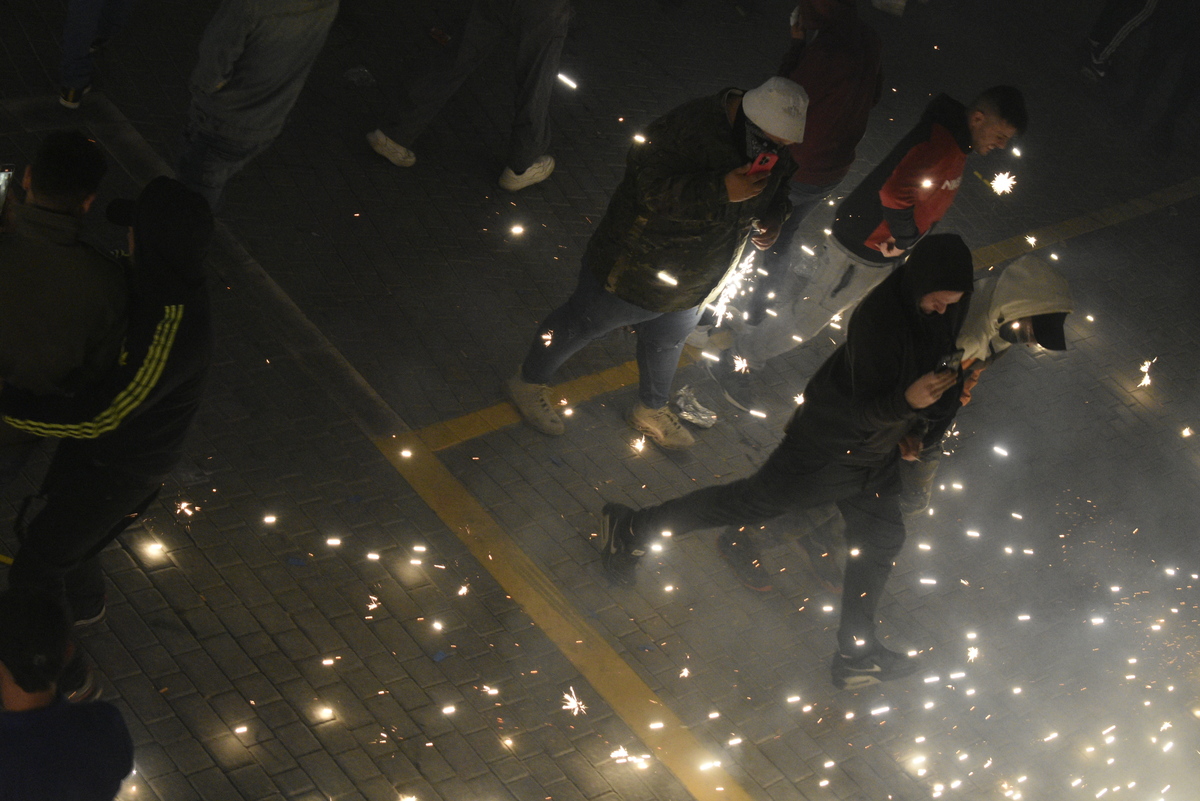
[505, 372, 565, 435]
[831, 644, 920, 690]
[628, 402, 694, 449]
[499, 155, 555, 191]
[366, 129, 416, 167]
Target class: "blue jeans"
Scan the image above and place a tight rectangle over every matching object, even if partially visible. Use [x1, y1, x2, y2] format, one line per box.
[59, 0, 136, 89]
[521, 261, 703, 409]
[176, 119, 273, 209]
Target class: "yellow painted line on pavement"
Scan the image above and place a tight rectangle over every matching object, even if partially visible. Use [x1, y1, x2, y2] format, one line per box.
[375, 434, 750, 801]
[0, 553, 12, 565]
[417, 175, 1200, 453]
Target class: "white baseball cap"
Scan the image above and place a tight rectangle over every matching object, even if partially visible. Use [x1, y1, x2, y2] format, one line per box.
[742, 76, 809, 144]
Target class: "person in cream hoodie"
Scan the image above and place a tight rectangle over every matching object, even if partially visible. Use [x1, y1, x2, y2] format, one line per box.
[899, 253, 1074, 517]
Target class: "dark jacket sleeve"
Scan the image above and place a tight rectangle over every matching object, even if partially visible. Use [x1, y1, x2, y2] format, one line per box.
[631, 142, 732, 223]
[843, 307, 917, 430]
[0, 301, 186, 439]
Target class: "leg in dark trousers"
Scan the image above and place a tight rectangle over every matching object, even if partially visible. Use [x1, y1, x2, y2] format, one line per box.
[1088, 0, 1158, 65]
[9, 464, 162, 622]
[836, 482, 906, 655]
[506, 0, 571, 173]
[632, 444, 882, 543]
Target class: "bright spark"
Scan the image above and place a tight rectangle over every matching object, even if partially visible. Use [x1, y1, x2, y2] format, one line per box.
[633, 134, 646, 143]
[967, 646, 979, 662]
[632, 436, 646, 453]
[732, 356, 749, 373]
[541, 330, 553, 346]
[510, 225, 524, 235]
[656, 270, 678, 286]
[1137, 358, 1156, 387]
[556, 73, 577, 89]
[562, 687, 587, 716]
[680, 667, 690, 678]
[1183, 427, 1193, 437]
[794, 393, 804, 405]
[990, 172, 1016, 194]
[1025, 235, 1036, 246]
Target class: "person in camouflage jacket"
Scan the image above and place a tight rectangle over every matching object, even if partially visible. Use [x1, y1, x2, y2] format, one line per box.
[506, 77, 808, 449]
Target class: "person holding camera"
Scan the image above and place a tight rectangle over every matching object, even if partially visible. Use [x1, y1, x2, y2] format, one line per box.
[596, 234, 973, 690]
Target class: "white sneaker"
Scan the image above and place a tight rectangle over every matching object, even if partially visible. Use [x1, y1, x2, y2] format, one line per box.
[505, 373, 565, 435]
[499, 155, 555, 192]
[629, 402, 694, 449]
[366, 129, 415, 167]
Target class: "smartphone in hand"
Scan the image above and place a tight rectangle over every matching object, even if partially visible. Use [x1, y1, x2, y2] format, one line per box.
[936, 349, 965, 374]
[747, 152, 778, 176]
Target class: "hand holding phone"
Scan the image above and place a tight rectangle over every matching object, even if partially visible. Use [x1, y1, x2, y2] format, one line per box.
[935, 349, 965, 374]
[747, 152, 778, 176]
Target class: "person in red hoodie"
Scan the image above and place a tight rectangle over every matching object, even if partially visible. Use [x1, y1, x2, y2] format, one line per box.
[712, 85, 1026, 412]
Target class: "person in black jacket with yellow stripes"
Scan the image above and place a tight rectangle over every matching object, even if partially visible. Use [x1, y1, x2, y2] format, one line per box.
[2, 177, 212, 697]
[598, 234, 973, 690]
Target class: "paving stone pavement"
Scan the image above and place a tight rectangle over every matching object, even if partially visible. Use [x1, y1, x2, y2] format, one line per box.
[3, 1, 1200, 800]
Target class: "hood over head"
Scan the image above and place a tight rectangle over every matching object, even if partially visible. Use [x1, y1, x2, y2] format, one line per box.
[957, 254, 1073, 362]
[108, 176, 214, 289]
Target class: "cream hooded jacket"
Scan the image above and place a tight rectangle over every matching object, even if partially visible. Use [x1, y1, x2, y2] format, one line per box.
[957, 254, 1073, 364]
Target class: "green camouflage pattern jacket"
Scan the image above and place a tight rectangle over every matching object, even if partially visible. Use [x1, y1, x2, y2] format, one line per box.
[584, 89, 796, 313]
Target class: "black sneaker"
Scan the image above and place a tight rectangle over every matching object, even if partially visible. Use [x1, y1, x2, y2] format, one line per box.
[598, 503, 644, 577]
[831, 645, 920, 690]
[716, 528, 773, 591]
[705, 350, 755, 412]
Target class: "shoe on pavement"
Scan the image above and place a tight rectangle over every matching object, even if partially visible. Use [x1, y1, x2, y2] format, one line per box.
[60, 654, 101, 702]
[71, 595, 107, 627]
[831, 644, 920, 690]
[705, 349, 755, 412]
[59, 85, 91, 109]
[366, 129, 416, 167]
[717, 528, 772, 591]
[505, 373, 564, 435]
[629, 402, 694, 449]
[598, 502, 644, 578]
[499, 155, 555, 191]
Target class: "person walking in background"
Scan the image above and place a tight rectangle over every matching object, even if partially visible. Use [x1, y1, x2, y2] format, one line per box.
[57, 0, 136, 108]
[505, 77, 807, 449]
[2, 177, 214, 696]
[597, 235, 974, 689]
[711, 86, 1025, 410]
[0, 130, 125, 490]
[1082, 0, 1159, 81]
[706, 0, 882, 409]
[176, 0, 340, 208]
[365, 0, 572, 192]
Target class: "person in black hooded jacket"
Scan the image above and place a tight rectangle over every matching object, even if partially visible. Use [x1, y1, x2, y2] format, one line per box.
[2, 177, 213, 697]
[599, 234, 974, 690]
